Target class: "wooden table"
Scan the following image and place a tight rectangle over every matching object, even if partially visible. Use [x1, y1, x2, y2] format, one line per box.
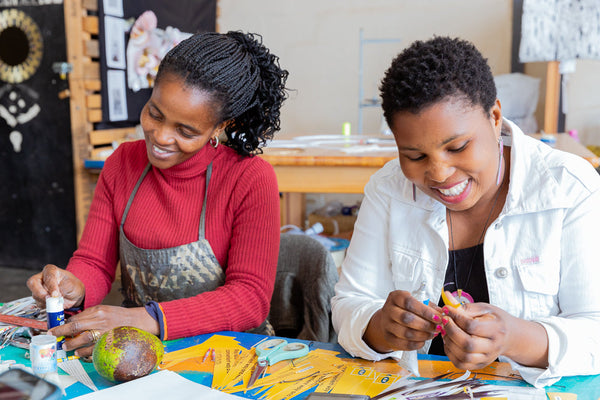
[260, 133, 599, 227]
[528, 133, 600, 168]
[259, 136, 398, 227]
[81, 133, 598, 229]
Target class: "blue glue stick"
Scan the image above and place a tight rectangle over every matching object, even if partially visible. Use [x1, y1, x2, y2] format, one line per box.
[46, 296, 65, 351]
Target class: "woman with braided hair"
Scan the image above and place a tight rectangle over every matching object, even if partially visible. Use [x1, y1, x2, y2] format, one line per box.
[28, 31, 289, 356]
[332, 36, 600, 387]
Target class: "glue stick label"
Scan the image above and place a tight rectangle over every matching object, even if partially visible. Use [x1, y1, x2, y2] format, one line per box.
[46, 296, 65, 349]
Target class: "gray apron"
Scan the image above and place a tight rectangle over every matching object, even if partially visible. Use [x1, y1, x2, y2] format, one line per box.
[119, 162, 273, 335]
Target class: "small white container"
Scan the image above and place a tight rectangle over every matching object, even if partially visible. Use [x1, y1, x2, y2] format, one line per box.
[30, 335, 57, 376]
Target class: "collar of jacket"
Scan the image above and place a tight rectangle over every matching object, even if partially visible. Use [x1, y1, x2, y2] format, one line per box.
[502, 118, 573, 215]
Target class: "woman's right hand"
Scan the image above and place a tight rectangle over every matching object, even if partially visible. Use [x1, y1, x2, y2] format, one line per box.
[363, 290, 441, 353]
[27, 264, 85, 309]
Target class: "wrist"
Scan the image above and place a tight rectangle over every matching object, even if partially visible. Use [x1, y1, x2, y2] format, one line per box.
[502, 317, 549, 367]
[363, 310, 394, 353]
[132, 307, 161, 337]
[501, 314, 520, 360]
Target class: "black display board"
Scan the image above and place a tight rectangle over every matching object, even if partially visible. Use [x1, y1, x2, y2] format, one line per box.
[98, 0, 216, 129]
[0, 2, 76, 269]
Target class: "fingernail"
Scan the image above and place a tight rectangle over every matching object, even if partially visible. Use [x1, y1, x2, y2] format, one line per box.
[435, 325, 442, 332]
[432, 315, 440, 322]
[442, 317, 449, 325]
[442, 306, 449, 314]
[441, 328, 447, 336]
[51, 290, 59, 298]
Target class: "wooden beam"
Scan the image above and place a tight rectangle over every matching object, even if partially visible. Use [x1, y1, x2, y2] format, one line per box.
[83, 62, 100, 80]
[84, 39, 99, 58]
[64, 0, 95, 239]
[82, 16, 98, 35]
[82, 0, 98, 12]
[85, 94, 101, 109]
[87, 108, 102, 123]
[91, 146, 114, 159]
[83, 80, 101, 91]
[280, 193, 306, 228]
[544, 61, 560, 133]
[90, 127, 137, 146]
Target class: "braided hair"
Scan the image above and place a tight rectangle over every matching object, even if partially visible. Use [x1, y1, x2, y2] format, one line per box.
[380, 36, 496, 126]
[155, 31, 289, 156]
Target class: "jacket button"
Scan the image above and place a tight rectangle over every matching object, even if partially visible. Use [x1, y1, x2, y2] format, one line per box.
[495, 267, 508, 278]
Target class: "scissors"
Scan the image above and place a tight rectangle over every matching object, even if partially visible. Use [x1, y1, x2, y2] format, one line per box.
[247, 338, 310, 388]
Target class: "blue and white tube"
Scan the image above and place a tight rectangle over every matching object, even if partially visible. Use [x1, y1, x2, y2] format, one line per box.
[46, 296, 65, 352]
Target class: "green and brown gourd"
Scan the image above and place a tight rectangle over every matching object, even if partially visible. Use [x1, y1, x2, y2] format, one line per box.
[92, 326, 164, 382]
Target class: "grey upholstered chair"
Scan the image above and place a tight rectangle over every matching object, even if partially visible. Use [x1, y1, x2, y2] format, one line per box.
[268, 233, 339, 343]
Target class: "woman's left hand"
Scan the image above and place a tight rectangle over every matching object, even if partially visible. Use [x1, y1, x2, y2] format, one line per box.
[48, 305, 160, 358]
[440, 302, 515, 370]
[441, 300, 550, 370]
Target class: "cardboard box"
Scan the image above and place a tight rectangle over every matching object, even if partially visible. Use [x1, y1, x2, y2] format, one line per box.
[308, 213, 357, 236]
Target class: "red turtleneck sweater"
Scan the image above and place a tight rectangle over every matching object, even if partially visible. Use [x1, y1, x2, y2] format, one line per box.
[67, 140, 280, 340]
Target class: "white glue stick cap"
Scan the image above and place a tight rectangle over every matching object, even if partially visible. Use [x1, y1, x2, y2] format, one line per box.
[46, 296, 64, 313]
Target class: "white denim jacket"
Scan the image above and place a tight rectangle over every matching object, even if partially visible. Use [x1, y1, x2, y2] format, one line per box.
[332, 120, 600, 387]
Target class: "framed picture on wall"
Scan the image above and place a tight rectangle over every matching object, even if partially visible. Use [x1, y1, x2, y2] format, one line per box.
[97, 0, 217, 128]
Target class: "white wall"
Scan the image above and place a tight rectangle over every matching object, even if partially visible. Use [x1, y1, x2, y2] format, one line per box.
[525, 60, 600, 145]
[564, 60, 600, 145]
[218, 0, 513, 136]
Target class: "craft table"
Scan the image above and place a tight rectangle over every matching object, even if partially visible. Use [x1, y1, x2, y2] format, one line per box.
[260, 132, 600, 227]
[1, 331, 599, 399]
[528, 133, 600, 168]
[258, 135, 398, 227]
[82, 133, 599, 229]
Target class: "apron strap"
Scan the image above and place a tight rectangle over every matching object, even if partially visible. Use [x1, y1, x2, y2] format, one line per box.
[198, 162, 213, 239]
[120, 161, 212, 239]
[121, 163, 152, 229]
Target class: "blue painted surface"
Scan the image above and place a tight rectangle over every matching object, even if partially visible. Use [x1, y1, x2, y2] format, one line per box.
[1, 331, 599, 399]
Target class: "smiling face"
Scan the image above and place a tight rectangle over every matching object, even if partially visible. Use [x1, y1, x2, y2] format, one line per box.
[391, 97, 503, 212]
[140, 72, 227, 169]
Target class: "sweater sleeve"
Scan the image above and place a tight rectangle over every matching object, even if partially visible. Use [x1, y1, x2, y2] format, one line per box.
[158, 159, 280, 340]
[65, 147, 125, 308]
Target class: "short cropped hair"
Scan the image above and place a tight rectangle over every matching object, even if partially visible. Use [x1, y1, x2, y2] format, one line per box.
[380, 36, 496, 125]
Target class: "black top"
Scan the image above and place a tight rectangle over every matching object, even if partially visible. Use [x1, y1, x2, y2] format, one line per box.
[428, 243, 489, 356]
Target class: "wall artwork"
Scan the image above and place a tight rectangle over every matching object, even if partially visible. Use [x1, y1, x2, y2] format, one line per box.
[0, 2, 76, 269]
[97, 0, 216, 128]
[520, 0, 600, 62]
